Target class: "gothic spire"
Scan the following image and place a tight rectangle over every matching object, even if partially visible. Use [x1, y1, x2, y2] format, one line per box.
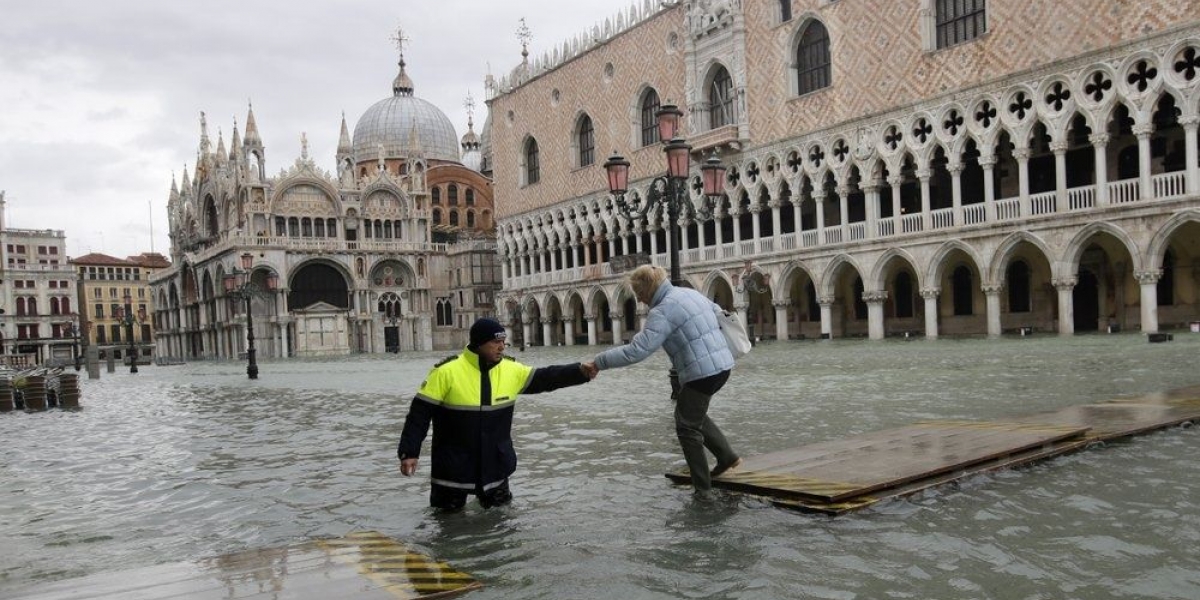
[337, 111, 352, 155]
[244, 100, 262, 146]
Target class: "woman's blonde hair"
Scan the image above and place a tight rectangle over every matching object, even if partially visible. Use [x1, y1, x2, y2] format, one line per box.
[628, 265, 668, 301]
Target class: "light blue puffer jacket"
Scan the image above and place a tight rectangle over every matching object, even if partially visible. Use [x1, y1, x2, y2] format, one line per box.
[594, 281, 734, 384]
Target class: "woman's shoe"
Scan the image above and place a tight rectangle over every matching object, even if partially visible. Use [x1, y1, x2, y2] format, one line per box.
[710, 457, 742, 478]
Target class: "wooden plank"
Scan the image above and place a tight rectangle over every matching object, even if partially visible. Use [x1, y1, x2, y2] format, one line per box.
[669, 421, 1087, 503]
[1014, 394, 1200, 442]
[5, 531, 481, 600]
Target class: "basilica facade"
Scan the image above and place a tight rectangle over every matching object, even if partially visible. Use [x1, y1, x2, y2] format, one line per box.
[487, 0, 1200, 344]
[150, 55, 499, 361]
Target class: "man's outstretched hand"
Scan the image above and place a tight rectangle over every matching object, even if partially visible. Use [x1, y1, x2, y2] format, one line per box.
[581, 361, 599, 380]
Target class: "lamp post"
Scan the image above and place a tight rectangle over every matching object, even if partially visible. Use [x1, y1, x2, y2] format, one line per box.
[603, 104, 727, 286]
[117, 294, 146, 374]
[65, 315, 81, 371]
[223, 252, 279, 380]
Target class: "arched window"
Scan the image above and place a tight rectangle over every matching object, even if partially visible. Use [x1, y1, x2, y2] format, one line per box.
[433, 208, 442, 225]
[640, 89, 661, 147]
[450, 211, 459, 227]
[780, 0, 792, 22]
[465, 188, 475, 206]
[709, 66, 734, 129]
[524, 138, 540, 185]
[448, 184, 459, 206]
[796, 20, 831, 96]
[577, 114, 595, 167]
[431, 187, 441, 205]
[935, 0, 986, 49]
[467, 210, 476, 228]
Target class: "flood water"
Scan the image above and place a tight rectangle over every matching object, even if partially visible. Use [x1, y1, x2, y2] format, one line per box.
[3, 333, 1200, 599]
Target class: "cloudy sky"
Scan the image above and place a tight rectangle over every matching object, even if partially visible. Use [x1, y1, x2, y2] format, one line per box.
[0, 0, 639, 259]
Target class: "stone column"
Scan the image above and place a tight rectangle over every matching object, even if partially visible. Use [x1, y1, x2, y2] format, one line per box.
[730, 207, 743, 246]
[1090, 133, 1110, 207]
[522, 321, 533, 347]
[541, 319, 553, 347]
[1052, 141, 1069, 211]
[610, 311, 624, 345]
[921, 289, 940, 339]
[949, 163, 964, 224]
[863, 183, 880, 238]
[649, 225, 659, 258]
[773, 300, 789, 341]
[585, 314, 598, 346]
[679, 218, 691, 256]
[864, 291, 888, 340]
[1134, 123, 1154, 200]
[917, 168, 932, 230]
[980, 155, 997, 221]
[812, 190, 826, 241]
[1136, 270, 1162, 333]
[750, 205, 762, 241]
[714, 212, 725, 247]
[792, 198, 803, 236]
[818, 295, 835, 339]
[563, 317, 576, 346]
[836, 185, 851, 238]
[888, 175, 903, 227]
[1182, 117, 1199, 195]
[770, 199, 782, 240]
[1015, 148, 1031, 216]
[983, 284, 1003, 338]
[1053, 278, 1077, 335]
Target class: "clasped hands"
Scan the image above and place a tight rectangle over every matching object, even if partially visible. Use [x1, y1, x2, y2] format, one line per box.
[580, 361, 599, 380]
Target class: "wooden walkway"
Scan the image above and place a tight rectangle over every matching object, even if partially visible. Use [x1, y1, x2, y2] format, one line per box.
[667, 384, 1200, 515]
[6, 531, 481, 600]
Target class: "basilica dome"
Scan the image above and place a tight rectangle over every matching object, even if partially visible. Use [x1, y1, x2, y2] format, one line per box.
[352, 58, 460, 163]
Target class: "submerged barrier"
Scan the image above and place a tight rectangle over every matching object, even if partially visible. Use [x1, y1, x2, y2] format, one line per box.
[0, 368, 83, 412]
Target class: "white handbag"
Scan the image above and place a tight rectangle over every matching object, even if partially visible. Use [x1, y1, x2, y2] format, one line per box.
[716, 309, 752, 358]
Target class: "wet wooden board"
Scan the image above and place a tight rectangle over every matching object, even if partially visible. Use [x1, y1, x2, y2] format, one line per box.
[666, 384, 1200, 514]
[668, 421, 1088, 503]
[5, 531, 481, 600]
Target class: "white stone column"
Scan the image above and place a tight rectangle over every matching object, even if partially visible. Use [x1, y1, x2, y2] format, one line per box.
[750, 206, 762, 241]
[864, 291, 888, 340]
[1054, 278, 1076, 336]
[649, 226, 658, 258]
[1015, 148, 1031, 216]
[1091, 133, 1110, 207]
[1136, 270, 1161, 333]
[731, 209, 743, 245]
[949, 163, 963, 224]
[863, 184, 880, 238]
[1134, 123, 1154, 199]
[585, 314, 598, 346]
[792, 198, 803, 235]
[563, 318, 576, 346]
[837, 185, 850, 237]
[819, 296, 834, 339]
[917, 169, 932, 230]
[922, 289, 940, 339]
[813, 191, 826, 241]
[888, 175, 903, 224]
[610, 310, 624, 345]
[1182, 117, 1199, 195]
[983, 284, 1003, 338]
[541, 319, 553, 347]
[1052, 141, 1068, 211]
[980, 156, 997, 221]
[772, 301, 789, 341]
[770, 199, 782, 240]
[715, 212, 726, 248]
[522, 321, 533, 347]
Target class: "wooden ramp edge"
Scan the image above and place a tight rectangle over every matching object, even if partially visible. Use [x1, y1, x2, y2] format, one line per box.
[5, 531, 481, 600]
[666, 386, 1200, 515]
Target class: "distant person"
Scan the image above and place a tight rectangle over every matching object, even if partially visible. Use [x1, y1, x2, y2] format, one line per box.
[584, 265, 740, 496]
[398, 318, 597, 511]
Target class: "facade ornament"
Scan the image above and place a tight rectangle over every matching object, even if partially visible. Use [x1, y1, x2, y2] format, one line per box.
[863, 291, 889, 303]
[1135, 270, 1162, 285]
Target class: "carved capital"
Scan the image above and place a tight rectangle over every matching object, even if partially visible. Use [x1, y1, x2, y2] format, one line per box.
[981, 283, 1004, 295]
[772, 300, 791, 309]
[1049, 141, 1069, 154]
[1089, 133, 1111, 147]
[920, 289, 940, 300]
[1135, 270, 1162, 285]
[1012, 148, 1031, 161]
[1052, 278, 1077, 291]
[862, 291, 889, 303]
[818, 295, 837, 306]
[887, 175, 905, 186]
[1132, 123, 1154, 137]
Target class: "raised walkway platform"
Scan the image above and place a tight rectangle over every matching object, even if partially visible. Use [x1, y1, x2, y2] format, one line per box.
[666, 384, 1200, 515]
[5, 531, 480, 600]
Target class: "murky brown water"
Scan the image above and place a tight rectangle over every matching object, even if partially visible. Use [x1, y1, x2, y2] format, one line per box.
[2, 333, 1200, 599]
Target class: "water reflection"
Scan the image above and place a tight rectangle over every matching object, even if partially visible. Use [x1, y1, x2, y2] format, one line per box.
[2, 334, 1200, 599]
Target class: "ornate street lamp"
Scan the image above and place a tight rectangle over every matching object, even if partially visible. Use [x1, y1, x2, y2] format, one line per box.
[117, 294, 147, 373]
[223, 253, 279, 380]
[603, 103, 727, 286]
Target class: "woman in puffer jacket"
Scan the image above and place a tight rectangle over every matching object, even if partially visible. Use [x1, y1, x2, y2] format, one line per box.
[589, 265, 741, 495]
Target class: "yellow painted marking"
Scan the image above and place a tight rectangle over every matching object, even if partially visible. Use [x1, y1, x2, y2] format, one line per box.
[318, 531, 481, 599]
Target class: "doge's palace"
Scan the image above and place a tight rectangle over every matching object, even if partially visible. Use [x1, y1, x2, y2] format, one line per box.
[487, 0, 1200, 345]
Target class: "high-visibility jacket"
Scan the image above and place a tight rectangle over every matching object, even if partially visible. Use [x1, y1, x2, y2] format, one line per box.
[398, 349, 587, 491]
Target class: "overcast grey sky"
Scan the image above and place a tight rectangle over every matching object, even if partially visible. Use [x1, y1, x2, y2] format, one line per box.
[0, 0, 637, 259]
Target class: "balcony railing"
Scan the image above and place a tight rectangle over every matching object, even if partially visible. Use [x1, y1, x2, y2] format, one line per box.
[501, 172, 1196, 291]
